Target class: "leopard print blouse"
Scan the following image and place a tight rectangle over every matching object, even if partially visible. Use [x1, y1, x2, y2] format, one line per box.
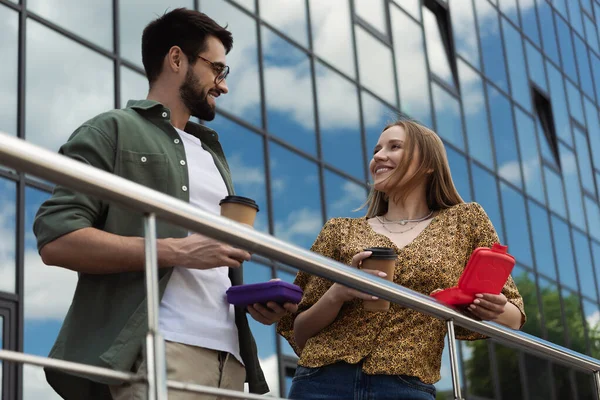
[276, 202, 526, 385]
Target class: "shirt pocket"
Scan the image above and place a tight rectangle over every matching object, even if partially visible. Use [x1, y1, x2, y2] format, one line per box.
[119, 150, 169, 193]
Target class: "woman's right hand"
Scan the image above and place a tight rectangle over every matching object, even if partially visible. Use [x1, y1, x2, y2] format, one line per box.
[326, 251, 388, 304]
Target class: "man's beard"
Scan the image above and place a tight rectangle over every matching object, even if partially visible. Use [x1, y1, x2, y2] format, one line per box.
[179, 68, 216, 121]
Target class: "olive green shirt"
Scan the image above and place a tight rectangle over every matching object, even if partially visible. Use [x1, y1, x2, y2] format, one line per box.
[33, 100, 268, 399]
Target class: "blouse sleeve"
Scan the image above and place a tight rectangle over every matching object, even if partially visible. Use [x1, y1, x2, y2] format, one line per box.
[456, 203, 527, 340]
[276, 218, 343, 355]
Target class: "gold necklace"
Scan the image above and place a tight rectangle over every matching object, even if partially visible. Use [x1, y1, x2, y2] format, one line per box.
[375, 216, 428, 234]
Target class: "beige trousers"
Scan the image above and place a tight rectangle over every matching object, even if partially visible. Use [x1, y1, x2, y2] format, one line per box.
[109, 341, 246, 400]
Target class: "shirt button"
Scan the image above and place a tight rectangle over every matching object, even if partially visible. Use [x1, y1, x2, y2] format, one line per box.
[141, 156, 147, 162]
[180, 160, 186, 166]
[162, 112, 168, 118]
[174, 139, 180, 144]
[182, 185, 188, 192]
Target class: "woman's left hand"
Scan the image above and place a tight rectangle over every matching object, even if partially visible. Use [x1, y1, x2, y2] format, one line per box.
[467, 293, 507, 321]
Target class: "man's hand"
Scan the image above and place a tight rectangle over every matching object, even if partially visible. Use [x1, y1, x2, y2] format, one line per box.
[247, 301, 299, 325]
[171, 234, 251, 270]
[467, 293, 508, 321]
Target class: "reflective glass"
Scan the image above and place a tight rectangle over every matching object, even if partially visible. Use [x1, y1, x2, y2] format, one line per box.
[539, 277, 565, 346]
[520, 0, 541, 45]
[0, 5, 18, 137]
[476, 0, 509, 92]
[535, 109, 557, 167]
[463, 339, 494, 398]
[584, 98, 600, 169]
[449, 0, 480, 68]
[24, 188, 77, 400]
[560, 289, 587, 357]
[559, 144, 586, 229]
[0, 178, 16, 294]
[573, 230, 598, 300]
[316, 63, 364, 179]
[574, 126, 595, 195]
[547, 62, 572, 145]
[120, 0, 194, 67]
[566, 0, 584, 35]
[324, 170, 367, 219]
[208, 117, 270, 234]
[582, 299, 600, 358]
[120, 66, 148, 108]
[502, 18, 530, 110]
[545, 166, 567, 220]
[355, 26, 397, 106]
[552, 365, 577, 399]
[393, 0, 421, 21]
[362, 90, 398, 164]
[458, 60, 494, 169]
[262, 27, 316, 155]
[584, 14, 600, 53]
[566, 81, 585, 124]
[432, 84, 464, 150]
[26, 19, 114, 152]
[500, 183, 533, 267]
[555, 16, 579, 84]
[472, 163, 504, 243]
[552, 0, 568, 19]
[525, 40, 547, 92]
[446, 147, 471, 202]
[309, 0, 355, 78]
[584, 196, 600, 241]
[495, 343, 525, 400]
[423, 7, 454, 87]
[514, 108, 545, 204]
[437, 344, 467, 399]
[259, 0, 308, 47]
[551, 216, 578, 290]
[592, 54, 600, 106]
[28, 0, 112, 50]
[269, 143, 323, 249]
[581, 0, 593, 14]
[391, 5, 432, 127]
[593, 242, 600, 298]
[355, 0, 387, 33]
[573, 35, 595, 101]
[538, 0, 560, 63]
[528, 200, 557, 279]
[276, 268, 301, 361]
[203, 1, 262, 126]
[488, 85, 522, 188]
[232, 0, 255, 12]
[498, 0, 519, 26]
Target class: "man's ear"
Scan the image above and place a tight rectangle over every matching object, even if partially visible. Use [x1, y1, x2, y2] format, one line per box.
[167, 46, 183, 71]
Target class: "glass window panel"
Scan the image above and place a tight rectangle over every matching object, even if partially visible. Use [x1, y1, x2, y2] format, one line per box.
[362, 90, 398, 164]
[584, 99, 600, 170]
[539, 277, 566, 346]
[355, 26, 397, 106]
[423, 7, 454, 87]
[566, 80, 585, 124]
[488, 85, 522, 187]
[538, 0, 560, 63]
[592, 54, 600, 106]
[393, 0, 421, 21]
[472, 163, 505, 243]
[120, 0, 194, 67]
[514, 108, 545, 203]
[316, 63, 364, 179]
[512, 268, 543, 337]
[463, 338, 494, 398]
[581, 0, 593, 14]
[437, 344, 468, 399]
[547, 62, 572, 145]
[560, 143, 587, 229]
[0, 178, 16, 293]
[553, 365, 577, 400]
[262, 27, 316, 155]
[593, 241, 600, 299]
[545, 166, 567, 217]
[584, 14, 599, 53]
[574, 35, 595, 101]
[458, 60, 494, 169]
[523, 343, 554, 394]
[551, 215, 578, 289]
[552, 0, 568, 18]
[0, 5, 17, 137]
[566, 0, 584, 35]
[556, 16, 579, 84]
[536, 109, 557, 167]
[203, 1, 262, 126]
[120, 66, 148, 107]
[584, 196, 600, 241]
[500, 183, 533, 266]
[270, 143, 323, 249]
[498, 0, 519, 26]
[26, 19, 114, 153]
[432, 84, 464, 150]
[391, 5, 432, 127]
[562, 289, 587, 354]
[573, 230, 598, 300]
[476, 0, 509, 92]
[259, 0, 308, 47]
[520, 0, 541, 45]
[446, 147, 471, 202]
[574, 126, 595, 194]
[502, 18, 531, 109]
[28, 0, 112, 50]
[449, 0, 480, 68]
[309, 0, 355, 78]
[582, 300, 600, 358]
[525, 40, 547, 92]
[324, 170, 367, 219]
[208, 117, 270, 234]
[355, 0, 387, 33]
[232, 0, 255, 12]
[495, 343, 524, 400]
[528, 200, 557, 279]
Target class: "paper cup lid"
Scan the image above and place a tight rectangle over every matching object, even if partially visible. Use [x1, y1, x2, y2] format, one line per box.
[219, 195, 259, 212]
[364, 247, 397, 260]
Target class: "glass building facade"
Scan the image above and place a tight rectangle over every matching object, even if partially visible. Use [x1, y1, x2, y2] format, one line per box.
[1, 0, 600, 398]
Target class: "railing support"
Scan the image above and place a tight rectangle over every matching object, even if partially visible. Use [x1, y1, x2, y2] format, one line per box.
[446, 320, 464, 400]
[144, 214, 167, 400]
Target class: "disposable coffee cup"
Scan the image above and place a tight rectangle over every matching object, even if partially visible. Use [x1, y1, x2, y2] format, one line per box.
[361, 247, 397, 311]
[219, 195, 259, 227]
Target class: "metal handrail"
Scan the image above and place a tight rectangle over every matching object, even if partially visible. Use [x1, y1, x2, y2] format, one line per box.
[1, 132, 600, 399]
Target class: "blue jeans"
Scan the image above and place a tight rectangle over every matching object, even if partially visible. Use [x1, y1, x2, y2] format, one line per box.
[288, 361, 436, 400]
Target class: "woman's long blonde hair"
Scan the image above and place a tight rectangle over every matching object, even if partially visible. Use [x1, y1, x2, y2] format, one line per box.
[363, 119, 464, 218]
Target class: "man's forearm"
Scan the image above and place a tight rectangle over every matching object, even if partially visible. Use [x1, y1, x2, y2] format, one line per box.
[40, 227, 178, 274]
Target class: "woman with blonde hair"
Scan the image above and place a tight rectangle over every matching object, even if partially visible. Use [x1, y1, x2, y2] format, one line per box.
[277, 119, 526, 399]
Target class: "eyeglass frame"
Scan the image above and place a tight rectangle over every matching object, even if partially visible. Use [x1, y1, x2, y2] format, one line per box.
[197, 55, 230, 84]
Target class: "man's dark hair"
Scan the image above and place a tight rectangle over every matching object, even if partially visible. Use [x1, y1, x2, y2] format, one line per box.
[141, 8, 233, 84]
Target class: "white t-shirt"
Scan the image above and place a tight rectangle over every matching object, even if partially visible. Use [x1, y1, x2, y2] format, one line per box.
[158, 127, 242, 364]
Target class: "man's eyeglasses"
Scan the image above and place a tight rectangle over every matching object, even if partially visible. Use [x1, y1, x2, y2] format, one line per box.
[198, 55, 230, 84]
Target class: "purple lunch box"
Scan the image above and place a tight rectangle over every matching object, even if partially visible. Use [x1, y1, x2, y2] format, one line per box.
[226, 281, 303, 307]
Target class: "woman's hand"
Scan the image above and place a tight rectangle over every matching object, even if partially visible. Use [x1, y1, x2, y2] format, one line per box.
[326, 251, 387, 304]
[467, 293, 507, 321]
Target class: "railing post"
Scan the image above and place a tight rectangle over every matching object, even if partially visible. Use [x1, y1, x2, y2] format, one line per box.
[594, 371, 600, 400]
[144, 214, 167, 400]
[446, 320, 464, 400]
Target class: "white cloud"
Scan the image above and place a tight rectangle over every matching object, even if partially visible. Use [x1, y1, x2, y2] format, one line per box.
[587, 310, 600, 329]
[275, 208, 322, 243]
[498, 161, 522, 186]
[0, 200, 16, 293]
[23, 364, 63, 400]
[332, 181, 367, 212]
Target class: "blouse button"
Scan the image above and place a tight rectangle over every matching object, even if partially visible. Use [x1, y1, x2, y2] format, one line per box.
[140, 156, 147, 162]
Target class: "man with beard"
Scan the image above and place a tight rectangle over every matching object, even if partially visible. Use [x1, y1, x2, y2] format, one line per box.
[33, 8, 295, 400]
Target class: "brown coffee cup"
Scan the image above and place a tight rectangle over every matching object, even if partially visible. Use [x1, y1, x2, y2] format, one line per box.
[219, 195, 260, 227]
[361, 247, 397, 311]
